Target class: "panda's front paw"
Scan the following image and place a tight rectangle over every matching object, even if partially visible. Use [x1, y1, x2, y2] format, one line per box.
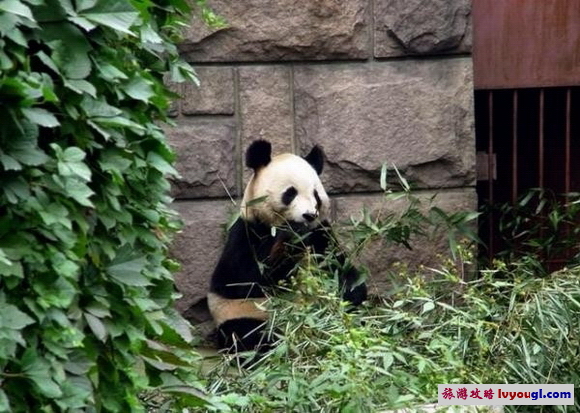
[342, 282, 367, 306]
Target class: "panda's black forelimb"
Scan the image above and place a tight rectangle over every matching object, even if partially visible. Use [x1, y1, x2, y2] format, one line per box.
[308, 220, 368, 306]
[337, 262, 368, 306]
[217, 318, 273, 354]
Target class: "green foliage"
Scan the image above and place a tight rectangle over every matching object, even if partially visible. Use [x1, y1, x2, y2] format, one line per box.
[198, 256, 580, 413]
[0, 0, 218, 411]
[193, 182, 579, 412]
[343, 164, 481, 263]
[489, 189, 580, 272]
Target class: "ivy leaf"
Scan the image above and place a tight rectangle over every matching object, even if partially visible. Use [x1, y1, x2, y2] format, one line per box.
[0, 390, 10, 413]
[96, 62, 128, 81]
[123, 76, 154, 102]
[64, 79, 96, 97]
[0, 294, 33, 359]
[57, 147, 92, 182]
[0, 153, 22, 170]
[162, 307, 193, 344]
[99, 150, 132, 174]
[69, 15, 96, 31]
[147, 152, 177, 176]
[84, 313, 107, 342]
[0, 0, 34, 20]
[22, 349, 63, 398]
[0, 10, 19, 36]
[80, 96, 121, 117]
[50, 253, 79, 278]
[75, 0, 98, 12]
[0, 260, 23, 279]
[85, 302, 111, 318]
[0, 49, 13, 71]
[7, 135, 50, 166]
[21, 107, 59, 127]
[63, 351, 93, 375]
[40, 22, 91, 79]
[92, 116, 145, 134]
[107, 255, 151, 286]
[0, 303, 35, 330]
[62, 146, 85, 163]
[1, 176, 31, 203]
[63, 178, 94, 207]
[6, 27, 27, 47]
[34, 277, 76, 308]
[140, 24, 163, 44]
[80, 0, 138, 36]
[57, 375, 93, 409]
[36, 51, 61, 75]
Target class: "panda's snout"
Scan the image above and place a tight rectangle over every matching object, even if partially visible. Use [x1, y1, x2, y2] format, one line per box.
[302, 212, 317, 223]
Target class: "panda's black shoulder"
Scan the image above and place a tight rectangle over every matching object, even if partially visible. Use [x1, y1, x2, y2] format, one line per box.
[209, 217, 273, 298]
[225, 216, 272, 250]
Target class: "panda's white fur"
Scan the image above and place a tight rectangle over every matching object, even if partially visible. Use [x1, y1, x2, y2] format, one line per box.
[206, 293, 267, 326]
[207, 140, 366, 353]
[241, 153, 330, 228]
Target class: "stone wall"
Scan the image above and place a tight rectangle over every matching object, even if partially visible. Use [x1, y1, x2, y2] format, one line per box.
[168, 0, 476, 313]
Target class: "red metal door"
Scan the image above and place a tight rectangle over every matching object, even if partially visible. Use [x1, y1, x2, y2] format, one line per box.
[473, 0, 580, 89]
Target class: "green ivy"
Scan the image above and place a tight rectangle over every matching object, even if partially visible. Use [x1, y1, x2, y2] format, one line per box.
[0, 0, 215, 411]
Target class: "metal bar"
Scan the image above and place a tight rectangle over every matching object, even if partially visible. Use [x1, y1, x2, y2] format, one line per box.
[564, 87, 572, 261]
[565, 88, 571, 194]
[538, 89, 546, 263]
[488, 91, 494, 259]
[539, 89, 545, 188]
[512, 90, 518, 204]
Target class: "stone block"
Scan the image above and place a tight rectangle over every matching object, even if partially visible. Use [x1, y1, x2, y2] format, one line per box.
[374, 0, 472, 57]
[294, 58, 475, 193]
[239, 66, 293, 153]
[180, 0, 370, 62]
[165, 119, 237, 199]
[181, 67, 234, 115]
[171, 200, 234, 312]
[333, 188, 477, 295]
[239, 66, 294, 185]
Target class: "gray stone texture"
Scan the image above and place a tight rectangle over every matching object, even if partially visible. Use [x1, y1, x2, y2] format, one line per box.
[294, 58, 475, 193]
[171, 200, 234, 312]
[181, 67, 234, 115]
[165, 120, 237, 199]
[333, 188, 477, 295]
[239, 66, 293, 154]
[239, 66, 294, 185]
[180, 0, 370, 62]
[374, 0, 472, 57]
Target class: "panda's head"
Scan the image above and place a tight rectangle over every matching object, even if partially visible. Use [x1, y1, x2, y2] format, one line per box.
[241, 140, 330, 229]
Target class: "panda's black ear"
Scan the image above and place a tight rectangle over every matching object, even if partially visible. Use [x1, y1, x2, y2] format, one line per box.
[246, 140, 272, 170]
[304, 145, 324, 175]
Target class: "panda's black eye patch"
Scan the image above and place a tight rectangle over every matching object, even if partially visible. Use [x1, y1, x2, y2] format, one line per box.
[314, 189, 321, 210]
[282, 186, 298, 206]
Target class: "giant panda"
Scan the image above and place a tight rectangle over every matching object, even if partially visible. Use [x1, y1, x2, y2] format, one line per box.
[207, 139, 367, 353]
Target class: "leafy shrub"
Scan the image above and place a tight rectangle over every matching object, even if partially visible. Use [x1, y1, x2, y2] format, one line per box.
[0, 0, 220, 411]
[487, 189, 580, 272]
[201, 262, 580, 412]
[196, 185, 579, 412]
